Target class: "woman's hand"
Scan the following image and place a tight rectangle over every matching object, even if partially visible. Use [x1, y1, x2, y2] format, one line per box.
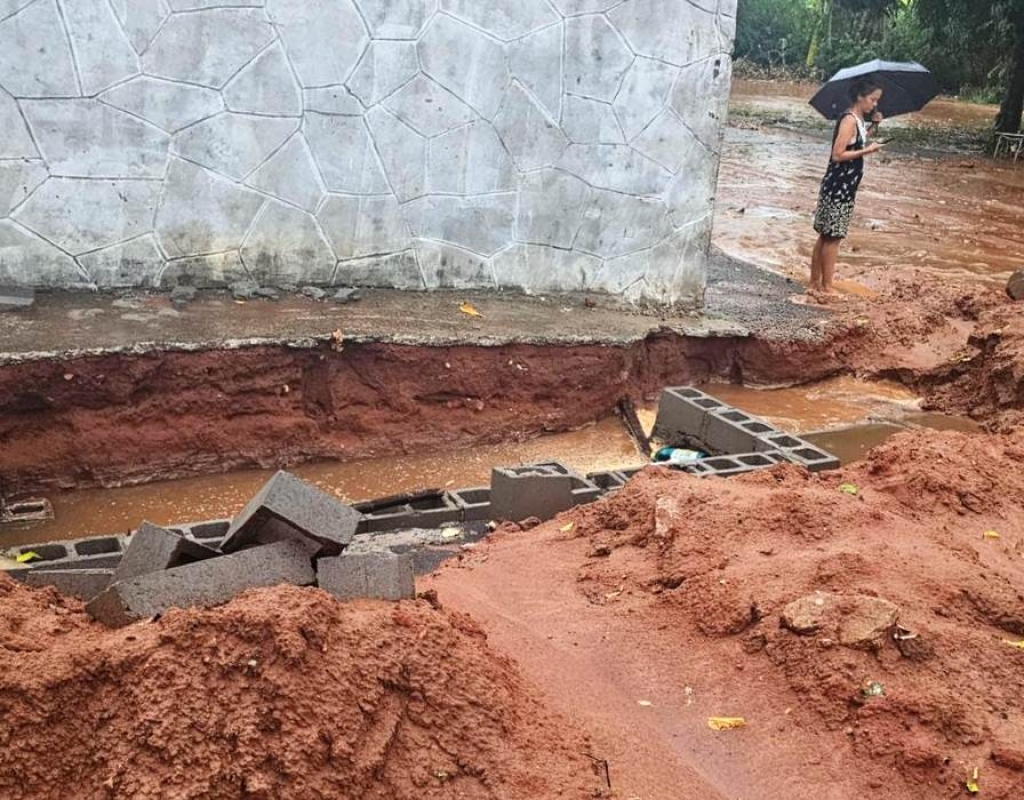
[863, 142, 885, 155]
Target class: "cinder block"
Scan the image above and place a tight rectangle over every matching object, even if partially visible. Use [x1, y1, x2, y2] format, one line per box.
[355, 491, 462, 533]
[450, 487, 492, 521]
[219, 471, 362, 555]
[490, 462, 578, 522]
[185, 519, 231, 543]
[114, 522, 217, 582]
[73, 536, 124, 558]
[14, 542, 69, 564]
[586, 471, 628, 494]
[777, 444, 842, 472]
[25, 569, 113, 601]
[702, 408, 769, 454]
[317, 551, 415, 602]
[86, 540, 316, 628]
[651, 387, 724, 444]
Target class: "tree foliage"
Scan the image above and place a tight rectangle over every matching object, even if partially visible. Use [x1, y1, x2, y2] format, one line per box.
[734, 0, 1024, 130]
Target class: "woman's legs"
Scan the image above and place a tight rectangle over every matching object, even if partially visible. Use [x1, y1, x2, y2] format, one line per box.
[820, 236, 842, 293]
[809, 235, 824, 291]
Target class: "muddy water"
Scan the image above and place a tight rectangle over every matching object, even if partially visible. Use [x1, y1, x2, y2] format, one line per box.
[720, 81, 1024, 287]
[3, 379, 980, 549]
[0, 417, 647, 548]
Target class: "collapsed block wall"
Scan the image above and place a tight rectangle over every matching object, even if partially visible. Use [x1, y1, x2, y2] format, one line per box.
[0, 0, 737, 308]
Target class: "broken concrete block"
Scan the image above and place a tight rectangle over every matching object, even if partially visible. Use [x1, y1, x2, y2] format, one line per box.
[300, 285, 327, 300]
[170, 285, 197, 307]
[331, 287, 361, 304]
[86, 540, 316, 627]
[25, 569, 113, 601]
[114, 521, 217, 582]
[229, 279, 259, 299]
[1007, 269, 1024, 301]
[355, 490, 462, 532]
[0, 286, 35, 311]
[219, 471, 362, 555]
[317, 551, 415, 602]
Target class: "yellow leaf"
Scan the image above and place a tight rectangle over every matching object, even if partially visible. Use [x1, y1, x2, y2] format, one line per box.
[15, 551, 40, 563]
[459, 302, 482, 318]
[560, 522, 575, 532]
[839, 483, 859, 496]
[983, 530, 1001, 540]
[708, 717, 747, 731]
[1003, 639, 1024, 651]
[966, 766, 980, 794]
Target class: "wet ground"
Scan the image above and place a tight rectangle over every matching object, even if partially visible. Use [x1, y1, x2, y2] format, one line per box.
[719, 80, 1024, 289]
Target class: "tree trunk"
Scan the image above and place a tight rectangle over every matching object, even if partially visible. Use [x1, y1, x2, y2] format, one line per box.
[996, 19, 1024, 133]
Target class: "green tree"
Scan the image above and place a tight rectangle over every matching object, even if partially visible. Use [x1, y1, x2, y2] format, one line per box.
[915, 0, 1024, 132]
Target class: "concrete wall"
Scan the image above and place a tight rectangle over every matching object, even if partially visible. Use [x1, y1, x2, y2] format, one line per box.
[0, 0, 737, 308]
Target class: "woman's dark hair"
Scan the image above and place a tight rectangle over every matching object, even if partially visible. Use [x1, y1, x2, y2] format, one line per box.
[849, 79, 882, 103]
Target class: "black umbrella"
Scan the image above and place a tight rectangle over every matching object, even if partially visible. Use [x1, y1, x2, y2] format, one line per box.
[809, 59, 940, 120]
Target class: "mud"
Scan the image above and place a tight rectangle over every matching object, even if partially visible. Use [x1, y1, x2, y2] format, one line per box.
[427, 428, 1024, 799]
[0, 581, 604, 800]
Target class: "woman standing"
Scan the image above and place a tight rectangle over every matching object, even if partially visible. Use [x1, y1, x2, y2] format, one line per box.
[809, 80, 885, 300]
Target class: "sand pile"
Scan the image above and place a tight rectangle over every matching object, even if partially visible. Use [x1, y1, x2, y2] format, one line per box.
[568, 429, 1024, 798]
[0, 583, 602, 800]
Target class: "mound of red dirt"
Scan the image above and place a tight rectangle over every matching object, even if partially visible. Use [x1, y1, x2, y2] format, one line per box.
[568, 429, 1024, 798]
[0, 583, 602, 800]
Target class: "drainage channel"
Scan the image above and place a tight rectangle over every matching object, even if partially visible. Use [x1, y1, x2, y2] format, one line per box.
[0, 377, 977, 552]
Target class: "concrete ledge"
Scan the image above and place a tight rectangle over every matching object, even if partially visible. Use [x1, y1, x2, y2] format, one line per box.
[86, 540, 316, 628]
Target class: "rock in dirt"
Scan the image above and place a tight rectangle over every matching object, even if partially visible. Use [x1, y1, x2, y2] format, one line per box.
[301, 285, 327, 300]
[838, 595, 899, 650]
[781, 592, 834, 634]
[781, 592, 898, 649]
[0, 286, 34, 311]
[331, 287, 361, 304]
[1007, 269, 1024, 301]
[170, 285, 197, 307]
[229, 279, 259, 300]
[254, 286, 281, 301]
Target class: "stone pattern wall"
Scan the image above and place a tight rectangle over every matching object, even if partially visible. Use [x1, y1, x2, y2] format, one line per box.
[0, 0, 736, 307]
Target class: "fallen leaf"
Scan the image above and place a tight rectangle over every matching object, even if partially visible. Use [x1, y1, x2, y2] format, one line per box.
[560, 522, 575, 533]
[708, 717, 747, 731]
[15, 551, 40, 563]
[1002, 639, 1024, 651]
[440, 528, 461, 541]
[983, 530, 1001, 540]
[966, 766, 980, 794]
[637, 700, 653, 707]
[839, 483, 859, 496]
[459, 301, 482, 318]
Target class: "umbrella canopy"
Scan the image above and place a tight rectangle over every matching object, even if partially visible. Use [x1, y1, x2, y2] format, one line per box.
[809, 59, 940, 120]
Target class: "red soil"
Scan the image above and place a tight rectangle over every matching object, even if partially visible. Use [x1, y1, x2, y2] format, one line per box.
[0, 582, 604, 800]
[427, 429, 1024, 799]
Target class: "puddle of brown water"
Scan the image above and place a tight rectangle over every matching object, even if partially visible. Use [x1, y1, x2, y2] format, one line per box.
[1, 417, 646, 547]
[720, 84, 1024, 287]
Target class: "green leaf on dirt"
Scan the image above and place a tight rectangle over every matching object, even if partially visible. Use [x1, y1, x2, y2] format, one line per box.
[839, 484, 860, 496]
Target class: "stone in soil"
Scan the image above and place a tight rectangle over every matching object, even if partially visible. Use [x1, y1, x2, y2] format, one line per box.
[0, 286, 34, 311]
[301, 285, 327, 300]
[1007, 269, 1024, 301]
[229, 279, 259, 299]
[331, 287, 361, 303]
[170, 285, 197, 307]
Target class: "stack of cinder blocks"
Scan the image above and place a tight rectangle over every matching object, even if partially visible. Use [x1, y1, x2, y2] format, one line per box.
[651, 386, 841, 475]
[5, 472, 418, 627]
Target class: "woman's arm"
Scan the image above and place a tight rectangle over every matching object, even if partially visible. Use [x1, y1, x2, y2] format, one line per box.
[830, 116, 883, 162]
